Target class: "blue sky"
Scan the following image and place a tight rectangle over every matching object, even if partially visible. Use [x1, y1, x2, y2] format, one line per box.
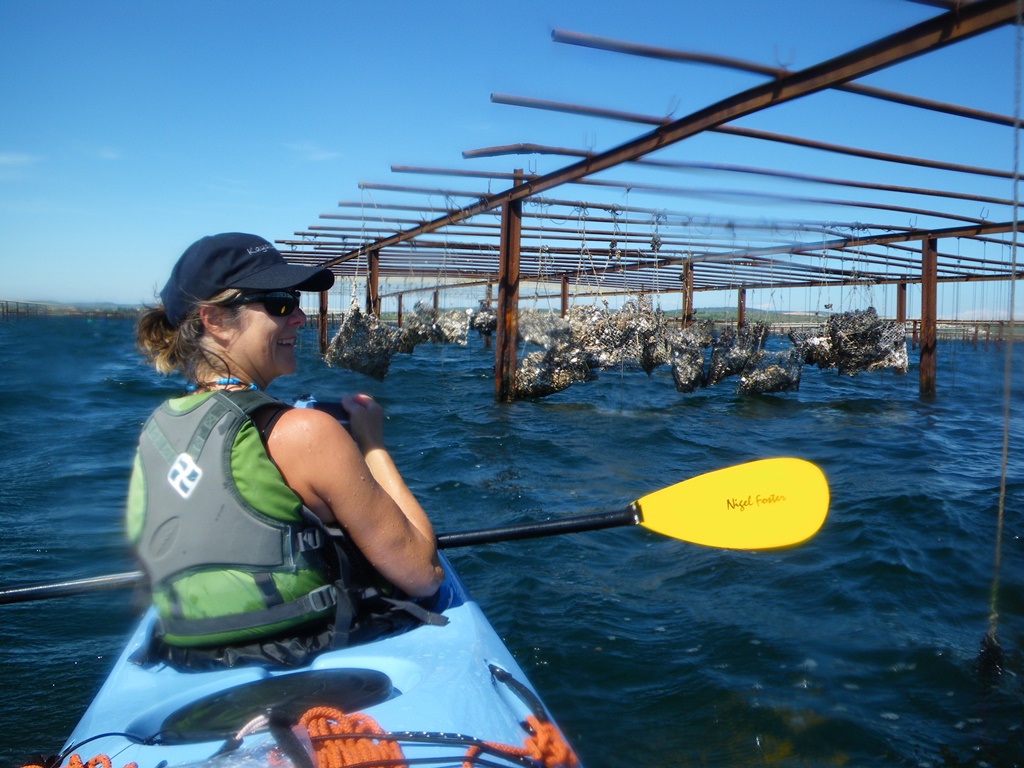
[1, 0, 1019, 318]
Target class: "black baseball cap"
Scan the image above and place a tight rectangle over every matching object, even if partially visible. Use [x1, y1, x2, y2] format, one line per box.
[161, 233, 335, 327]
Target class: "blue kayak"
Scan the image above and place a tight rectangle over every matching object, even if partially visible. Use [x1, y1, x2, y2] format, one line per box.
[50, 555, 579, 768]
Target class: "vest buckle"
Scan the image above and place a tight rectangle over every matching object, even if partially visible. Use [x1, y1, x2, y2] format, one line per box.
[307, 584, 338, 612]
[296, 527, 323, 552]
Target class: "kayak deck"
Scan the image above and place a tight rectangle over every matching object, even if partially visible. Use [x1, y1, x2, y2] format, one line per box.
[56, 557, 577, 768]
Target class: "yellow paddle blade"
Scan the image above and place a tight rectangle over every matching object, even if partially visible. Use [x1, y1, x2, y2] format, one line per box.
[635, 458, 829, 550]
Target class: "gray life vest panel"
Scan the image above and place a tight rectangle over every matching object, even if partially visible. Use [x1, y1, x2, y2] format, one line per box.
[134, 390, 350, 645]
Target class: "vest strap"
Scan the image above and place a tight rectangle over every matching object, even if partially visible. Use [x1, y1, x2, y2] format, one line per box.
[379, 596, 450, 627]
[160, 584, 339, 639]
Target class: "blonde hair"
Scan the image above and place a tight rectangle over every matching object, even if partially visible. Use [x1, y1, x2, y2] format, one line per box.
[135, 289, 244, 382]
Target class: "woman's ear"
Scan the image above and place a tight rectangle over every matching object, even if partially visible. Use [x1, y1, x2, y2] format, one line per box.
[199, 304, 234, 342]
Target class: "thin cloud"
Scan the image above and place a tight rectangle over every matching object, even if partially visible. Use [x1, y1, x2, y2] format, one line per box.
[0, 151, 41, 182]
[285, 142, 341, 162]
[0, 152, 40, 167]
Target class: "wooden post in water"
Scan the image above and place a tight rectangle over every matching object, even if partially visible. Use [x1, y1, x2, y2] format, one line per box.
[482, 283, 493, 348]
[920, 237, 938, 397]
[560, 275, 569, 318]
[737, 288, 746, 327]
[681, 261, 694, 328]
[495, 172, 523, 403]
[896, 282, 907, 324]
[318, 290, 329, 355]
[365, 248, 381, 317]
[397, 294, 403, 328]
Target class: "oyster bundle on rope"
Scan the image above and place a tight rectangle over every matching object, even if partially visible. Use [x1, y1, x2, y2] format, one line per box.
[397, 303, 437, 350]
[614, 295, 670, 374]
[468, 301, 497, 336]
[566, 303, 623, 369]
[517, 308, 572, 349]
[665, 319, 717, 393]
[668, 339, 705, 393]
[325, 303, 400, 381]
[706, 322, 770, 386]
[789, 326, 837, 369]
[434, 309, 469, 346]
[515, 344, 593, 399]
[566, 295, 668, 372]
[678, 318, 716, 349]
[737, 348, 803, 394]
[399, 302, 470, 349]
[790, 307, 908, 375]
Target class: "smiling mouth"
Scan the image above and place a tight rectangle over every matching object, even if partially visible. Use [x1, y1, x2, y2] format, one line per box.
[278, 338, 296, 347]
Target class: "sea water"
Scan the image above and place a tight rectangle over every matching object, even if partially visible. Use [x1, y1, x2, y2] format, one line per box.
[1, 317, 1022, 767]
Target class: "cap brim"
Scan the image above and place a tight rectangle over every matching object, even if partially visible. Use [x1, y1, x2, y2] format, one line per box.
[229, 264, 335, 292]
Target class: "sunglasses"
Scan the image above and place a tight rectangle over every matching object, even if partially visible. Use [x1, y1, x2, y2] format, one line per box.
[230, 290, 301, 317]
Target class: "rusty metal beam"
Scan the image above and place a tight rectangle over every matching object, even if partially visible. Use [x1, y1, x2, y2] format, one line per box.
[329, 197, 925, 237]
[321, 0, 1016, 268]
[632, 159, 1013, 208]
[574, 177, 992, 225]
[393, 160, 1014, 208]
[489, 93, 1016, 181]
[715, 124, 1016, 180]
[550, 28, 1019, 128]
[370, 264, 1024, 302]
[362, 176, 993, 227]
[463, 143, 591, 160]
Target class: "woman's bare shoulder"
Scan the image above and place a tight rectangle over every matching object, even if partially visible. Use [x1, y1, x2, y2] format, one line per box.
[263, 406, 359, 463]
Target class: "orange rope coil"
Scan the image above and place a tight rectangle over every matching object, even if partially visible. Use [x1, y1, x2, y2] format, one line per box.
[299, 706, 406, 768]
[24, 706, 577, 768]
[20, 757, 137, 768]
[464, 715, 578, 768]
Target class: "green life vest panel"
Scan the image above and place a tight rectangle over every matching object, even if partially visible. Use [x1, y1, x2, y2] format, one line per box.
[128, 390, 352, 647]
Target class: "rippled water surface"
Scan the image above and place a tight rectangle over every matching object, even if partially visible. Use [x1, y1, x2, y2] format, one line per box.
[1, 317, 1022, 767]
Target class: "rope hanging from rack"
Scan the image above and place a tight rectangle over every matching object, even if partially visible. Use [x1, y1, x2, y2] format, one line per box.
[977, 0, 1023, 685]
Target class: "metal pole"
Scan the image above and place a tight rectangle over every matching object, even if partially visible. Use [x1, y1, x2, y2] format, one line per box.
[365, 248, 380, 316]
[495, 172, 524, 402]
[318, 289, 329, 355]
[920, 238, 938, 397]
[682, 261, 694, 326]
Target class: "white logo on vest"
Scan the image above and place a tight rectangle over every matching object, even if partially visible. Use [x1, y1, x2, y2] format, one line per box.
[168, 453, 202, 499]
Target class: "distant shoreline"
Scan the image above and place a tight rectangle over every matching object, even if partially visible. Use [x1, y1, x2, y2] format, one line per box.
[0, 300, 142, 319]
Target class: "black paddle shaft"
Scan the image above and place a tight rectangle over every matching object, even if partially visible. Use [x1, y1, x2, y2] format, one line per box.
[436, 507, 639, 548]
[0, 507, 643, 605]
[0, 571, 145, 605]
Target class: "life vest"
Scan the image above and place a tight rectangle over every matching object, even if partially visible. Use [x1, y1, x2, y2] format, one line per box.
[126, 390, 352, 648]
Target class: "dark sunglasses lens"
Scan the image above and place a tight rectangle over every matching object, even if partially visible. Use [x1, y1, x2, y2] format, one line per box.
[263, 294, 298, 316]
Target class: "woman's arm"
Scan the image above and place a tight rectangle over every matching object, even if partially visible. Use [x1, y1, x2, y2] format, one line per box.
[262, 398, 443, 597]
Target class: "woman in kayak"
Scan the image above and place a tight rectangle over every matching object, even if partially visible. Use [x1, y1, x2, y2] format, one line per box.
[128, 232, 444, 667]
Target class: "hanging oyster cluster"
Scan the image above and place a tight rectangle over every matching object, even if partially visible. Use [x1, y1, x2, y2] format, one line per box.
[790, 307, 909, 376]
[324, 294, 908, 398]
[325, 300, 468, 380]
[514, 298, 907, 400]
